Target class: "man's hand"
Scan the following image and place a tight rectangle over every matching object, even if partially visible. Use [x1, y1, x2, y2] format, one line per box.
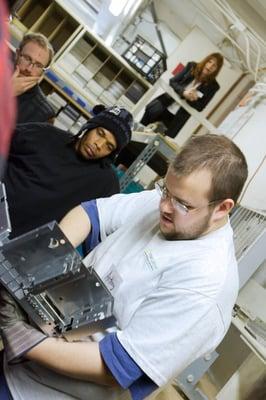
[183, 88, 199, 102]
[12, 66, 40, 96]
[0, 285, 47, 364]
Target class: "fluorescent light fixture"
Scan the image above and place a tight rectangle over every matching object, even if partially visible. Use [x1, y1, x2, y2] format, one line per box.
[109, 0, 129, 16]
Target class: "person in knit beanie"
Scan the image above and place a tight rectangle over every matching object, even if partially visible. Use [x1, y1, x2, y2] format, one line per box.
[75, 105, 133, 162]
[3, 105, 133, 238]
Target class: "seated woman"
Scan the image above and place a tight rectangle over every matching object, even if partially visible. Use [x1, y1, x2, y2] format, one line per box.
[140, 52, 224, 138]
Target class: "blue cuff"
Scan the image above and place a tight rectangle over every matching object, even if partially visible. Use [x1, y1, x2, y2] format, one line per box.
[81, 200, 100, 254]
[99, 333, 158, 400]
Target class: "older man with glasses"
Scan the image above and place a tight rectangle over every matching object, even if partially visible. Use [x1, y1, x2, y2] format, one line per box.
[12, 32, 55, 124]
[1, 134, 248, 400]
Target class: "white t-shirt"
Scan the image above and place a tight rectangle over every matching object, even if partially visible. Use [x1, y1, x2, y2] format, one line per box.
[85, 190, 238, 386]
[5, 190, 239, 398]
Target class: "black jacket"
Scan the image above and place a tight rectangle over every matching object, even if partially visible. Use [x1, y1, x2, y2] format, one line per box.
[3, 123, 120, 237]
[142, 62, 220, 138]
[16, 84, 55, 124]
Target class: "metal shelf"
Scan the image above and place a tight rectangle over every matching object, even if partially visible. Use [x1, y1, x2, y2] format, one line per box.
[119, 131, 179, 192]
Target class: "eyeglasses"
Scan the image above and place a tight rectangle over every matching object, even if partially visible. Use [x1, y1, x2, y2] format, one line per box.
[155, 179, 223, 216]
[19, 54, 48, 72]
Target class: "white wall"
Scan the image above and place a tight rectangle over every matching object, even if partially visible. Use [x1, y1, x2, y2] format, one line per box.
[218, 81, 266, 214]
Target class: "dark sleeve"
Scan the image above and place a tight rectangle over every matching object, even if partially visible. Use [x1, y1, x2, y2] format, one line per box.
[38, 87, 56, 120]
[187, 80, 220, 111]
[16, 86, 55, 124]
[8, 124, 66, 160]
[106, 166, 120, 196]
[81, 200, 100, 254]
[8, 123, 52, 154]
[8, 123, 33, 154]
[169, 62, 194, 97]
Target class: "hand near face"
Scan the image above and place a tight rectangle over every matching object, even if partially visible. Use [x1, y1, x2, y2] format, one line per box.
[12, 66, 40, 96]
[183, 88, 199, 102]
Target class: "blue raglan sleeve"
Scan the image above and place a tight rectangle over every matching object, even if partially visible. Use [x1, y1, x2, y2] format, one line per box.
[81, 200, 100, 254]
[100, 333, 158, 400]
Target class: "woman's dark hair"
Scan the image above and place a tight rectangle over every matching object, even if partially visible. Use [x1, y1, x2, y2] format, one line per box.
[192, 52, 224, 83]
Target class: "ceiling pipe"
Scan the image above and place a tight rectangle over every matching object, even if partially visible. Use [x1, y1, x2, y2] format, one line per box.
[149, 1, 168, 57]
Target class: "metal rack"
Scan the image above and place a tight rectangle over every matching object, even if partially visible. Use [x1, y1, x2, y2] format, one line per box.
[231, 206, 266, 288]
[119, 131, 179, 192]
[123, 35, 167, 84]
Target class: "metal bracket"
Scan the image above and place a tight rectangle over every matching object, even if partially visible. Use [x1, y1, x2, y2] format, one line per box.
[119, 133, 179, 192]
[173, 351, 219, 400]
[0, 182, 11, 245]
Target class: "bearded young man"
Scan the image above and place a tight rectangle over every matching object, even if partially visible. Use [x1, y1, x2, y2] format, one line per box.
[0, 134, 248, 400]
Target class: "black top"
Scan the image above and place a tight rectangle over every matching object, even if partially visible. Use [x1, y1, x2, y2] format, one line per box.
[16, 84, 55, 124]
[168, 62, 220, 111]
[167, 62, 219, 137]
[141, 62, 220, 138]
[3, 123, 120, 238]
